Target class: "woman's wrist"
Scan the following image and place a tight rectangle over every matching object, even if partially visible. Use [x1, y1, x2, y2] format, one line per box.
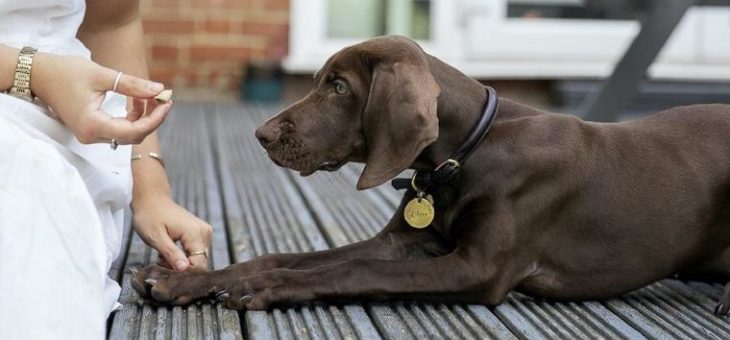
[131, 189, 172, 212]
[131, 159, 172, 210]
[27, 51, 54, 101]
[0, 46, 58, 103]
[0, 45, 19, 92]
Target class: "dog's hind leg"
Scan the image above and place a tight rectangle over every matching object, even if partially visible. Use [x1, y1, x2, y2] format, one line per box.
[714, 283, 730, 316]
[701, 253, 730, 316]
[686, 245, 730, 316]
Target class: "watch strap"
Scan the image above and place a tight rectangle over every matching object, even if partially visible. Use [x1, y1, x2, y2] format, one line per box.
[8, 46, 38, 102]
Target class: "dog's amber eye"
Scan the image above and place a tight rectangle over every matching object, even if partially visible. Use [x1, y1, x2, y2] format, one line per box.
[334, 80, 348, 95]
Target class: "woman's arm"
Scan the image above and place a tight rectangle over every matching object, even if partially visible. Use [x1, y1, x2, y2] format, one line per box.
[79, 0, 212, 271]
[0, 45, 19, 91]
[1, 44, 169, 144]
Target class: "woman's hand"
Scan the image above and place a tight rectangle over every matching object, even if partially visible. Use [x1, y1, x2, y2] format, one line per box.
[30, 52, 170, 145]
[132, 195, 213, 272]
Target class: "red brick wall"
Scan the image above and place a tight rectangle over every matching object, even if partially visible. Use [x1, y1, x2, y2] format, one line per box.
[140, 0, 289, 93]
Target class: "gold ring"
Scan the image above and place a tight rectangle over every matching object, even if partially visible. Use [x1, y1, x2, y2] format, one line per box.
[112, 71, 123, 92]
[187, 249, 209, 258]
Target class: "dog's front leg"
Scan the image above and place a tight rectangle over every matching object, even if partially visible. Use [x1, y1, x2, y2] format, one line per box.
[130, 234, 405, 304]
[239, 224, 449, 273]
[132, 207, 453, 304]
[247, 198, 453, 271]
[137, 250, 514, 310]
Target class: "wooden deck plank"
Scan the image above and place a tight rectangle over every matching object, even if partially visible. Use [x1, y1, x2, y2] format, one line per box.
[604, 280, 730, 339]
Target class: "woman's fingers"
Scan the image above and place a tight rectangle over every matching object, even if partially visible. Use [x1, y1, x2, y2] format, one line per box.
[155, 236, 191, 272]
[188, 253, 209, 271]
[85, 101, 171, 145]
[182, 224, 213, 271]
[106, 69, 164, 98]
[156, 258, 174, 270]
[146, 97, 159, 114]
[126, 98, 146, 122]
[136, 224, 191, 272]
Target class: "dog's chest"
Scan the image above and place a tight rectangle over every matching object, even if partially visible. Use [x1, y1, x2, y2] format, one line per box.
[425, 186, 464, 236]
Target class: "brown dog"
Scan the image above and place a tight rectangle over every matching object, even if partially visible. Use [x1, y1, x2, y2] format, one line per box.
[133, 36, 730, 314]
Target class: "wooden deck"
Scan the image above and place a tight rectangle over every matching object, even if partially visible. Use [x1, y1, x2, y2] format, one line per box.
[108, 103, 730, 339]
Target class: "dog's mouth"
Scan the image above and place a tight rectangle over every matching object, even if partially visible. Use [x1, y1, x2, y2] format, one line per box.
[270, 158, 284, 167]
[262, 134, 347, 176]
[318, 160, 344, 172]
[296, 159, 344, 177]
[266, 149, 344, 177]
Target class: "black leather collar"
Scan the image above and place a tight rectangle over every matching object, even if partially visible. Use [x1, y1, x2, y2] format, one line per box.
[392, 86, 499, 192]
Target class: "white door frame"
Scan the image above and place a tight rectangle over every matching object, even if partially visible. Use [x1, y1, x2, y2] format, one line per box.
[286, 0, 461, 73]
[285, 0, 730, 81]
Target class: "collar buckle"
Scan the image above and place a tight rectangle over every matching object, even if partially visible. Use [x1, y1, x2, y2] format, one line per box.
[434, 159, 461, 180]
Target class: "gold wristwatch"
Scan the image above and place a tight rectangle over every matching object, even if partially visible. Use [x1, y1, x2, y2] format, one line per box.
[8, 46, 38, 102]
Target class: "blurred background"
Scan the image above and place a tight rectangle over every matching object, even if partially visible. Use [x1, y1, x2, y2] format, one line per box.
[138, 0, 730, 117]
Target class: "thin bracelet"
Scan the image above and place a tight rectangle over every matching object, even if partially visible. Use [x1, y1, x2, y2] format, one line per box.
[131, 152, 165, 168]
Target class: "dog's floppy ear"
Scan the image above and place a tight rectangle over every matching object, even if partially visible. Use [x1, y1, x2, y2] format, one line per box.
[357, 52, 440, 190]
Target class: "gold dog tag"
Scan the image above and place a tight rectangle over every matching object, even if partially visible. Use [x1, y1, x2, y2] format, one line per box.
[404, 195, 435, 229]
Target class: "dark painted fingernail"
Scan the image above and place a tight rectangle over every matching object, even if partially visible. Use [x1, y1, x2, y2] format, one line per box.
[145, 279, 158, 285]
[239, 294, 253, 304]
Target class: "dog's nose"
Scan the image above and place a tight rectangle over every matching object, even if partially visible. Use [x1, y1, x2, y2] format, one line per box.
[255, 125, 278, 148]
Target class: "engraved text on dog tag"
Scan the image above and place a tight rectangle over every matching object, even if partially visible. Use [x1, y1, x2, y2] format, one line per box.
[404, 195, 435, 229]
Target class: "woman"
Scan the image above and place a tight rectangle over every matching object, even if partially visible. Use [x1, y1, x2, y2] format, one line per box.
[0, 0, 212, 338]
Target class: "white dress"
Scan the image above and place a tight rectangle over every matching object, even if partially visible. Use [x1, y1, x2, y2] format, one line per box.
[0, 0, 132, 339]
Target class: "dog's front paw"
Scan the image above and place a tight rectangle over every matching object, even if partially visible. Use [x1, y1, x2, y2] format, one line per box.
[131, 265, 211, 306]
[131, 265, 299, 310]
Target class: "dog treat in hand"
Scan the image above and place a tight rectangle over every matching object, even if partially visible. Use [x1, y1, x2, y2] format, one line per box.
[155, 89, 173, 103]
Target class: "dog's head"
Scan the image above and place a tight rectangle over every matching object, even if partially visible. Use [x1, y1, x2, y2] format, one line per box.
[255, 36, 441, 190]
